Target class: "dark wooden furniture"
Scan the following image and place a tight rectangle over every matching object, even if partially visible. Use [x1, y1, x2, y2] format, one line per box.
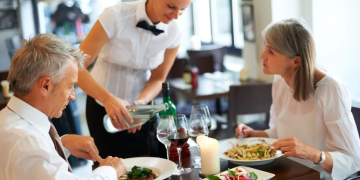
[0, 71, 9, 110]
[168, 75, 264, 115]
[227, 83, 273, 135]
[166, 146, 320, 180]
[347, 107, 360, 179]
[187, 44, 226, 74]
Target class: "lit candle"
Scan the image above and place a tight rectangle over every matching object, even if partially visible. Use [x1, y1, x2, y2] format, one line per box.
[197, 136, 220, 175]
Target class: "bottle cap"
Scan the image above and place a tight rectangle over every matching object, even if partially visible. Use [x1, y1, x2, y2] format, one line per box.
[162, 82, 169, 89]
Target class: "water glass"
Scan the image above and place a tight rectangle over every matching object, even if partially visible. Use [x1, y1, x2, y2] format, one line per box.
[156, 115, 174, 160]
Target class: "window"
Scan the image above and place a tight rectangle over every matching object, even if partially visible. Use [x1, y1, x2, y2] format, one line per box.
[192, 0, 244, 56]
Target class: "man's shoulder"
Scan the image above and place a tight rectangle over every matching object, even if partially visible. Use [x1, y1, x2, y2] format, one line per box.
[0, 110, 47, 152]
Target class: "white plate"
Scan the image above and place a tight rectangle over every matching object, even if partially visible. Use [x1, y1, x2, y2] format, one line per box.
[219, 137, 283, 166]
[202, 166, 275, 180]
[122, 157, 177, 180]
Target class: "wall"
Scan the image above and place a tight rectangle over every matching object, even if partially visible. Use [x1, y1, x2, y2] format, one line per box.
[253, 0, 273, 82]
[271, 0, 312, 30]
[244, 0, 313, 82]
[313, 0, 360, 101]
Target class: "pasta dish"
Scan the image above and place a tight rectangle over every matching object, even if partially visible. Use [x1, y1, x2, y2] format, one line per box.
[224, 143, 275, 160]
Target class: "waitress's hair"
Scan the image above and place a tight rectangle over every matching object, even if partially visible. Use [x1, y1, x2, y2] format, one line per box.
[262, 18, 316, 102]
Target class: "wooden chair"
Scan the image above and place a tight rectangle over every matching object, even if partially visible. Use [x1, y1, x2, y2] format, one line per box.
[178, 44, 227, 116]
[187, 44, 226, 74]
[214, 82, 272, 139]
[346, 107, 360, 179]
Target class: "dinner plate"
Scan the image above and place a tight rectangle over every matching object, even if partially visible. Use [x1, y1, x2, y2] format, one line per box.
[202, 166, 275, 180]
[219, 137, 283, 166]
[122, 157, 177, 179]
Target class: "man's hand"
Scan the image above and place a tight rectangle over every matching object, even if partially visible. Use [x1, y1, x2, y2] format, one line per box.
[61, 134, 102, 162]
[99, 156, 127, 177]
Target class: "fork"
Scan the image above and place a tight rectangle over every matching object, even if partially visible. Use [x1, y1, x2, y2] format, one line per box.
[250, 138, 272, 146]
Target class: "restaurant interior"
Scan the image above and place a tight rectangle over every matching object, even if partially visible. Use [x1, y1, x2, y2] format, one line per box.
[1, 0, 360, 179]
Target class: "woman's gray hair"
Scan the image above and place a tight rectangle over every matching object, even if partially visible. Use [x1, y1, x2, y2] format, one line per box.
[7, 33, 88, 95]
[262, 18, 316, 102]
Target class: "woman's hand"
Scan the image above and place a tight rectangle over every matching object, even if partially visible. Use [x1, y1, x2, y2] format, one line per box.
[126, 99, 146, 133]
[235, 123, 255, 138]
[103, 95, 133, 130]
[272, 137, 319, 160]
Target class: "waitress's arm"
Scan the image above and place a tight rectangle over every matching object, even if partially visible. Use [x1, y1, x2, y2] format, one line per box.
[78, 20, 111, 103]
[77, 20, 133, 130]
[135, 46, 180, 104]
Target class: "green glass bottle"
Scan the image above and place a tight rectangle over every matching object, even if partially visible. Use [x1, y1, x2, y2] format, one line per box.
[159, 82, 177, 123]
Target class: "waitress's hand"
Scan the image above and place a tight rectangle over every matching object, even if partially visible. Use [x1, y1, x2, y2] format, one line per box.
[127, 100, 145, 133]
[103, 95, 133, 130]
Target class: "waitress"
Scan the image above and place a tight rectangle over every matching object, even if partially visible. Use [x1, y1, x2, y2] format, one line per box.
[77, 0, 192, 158]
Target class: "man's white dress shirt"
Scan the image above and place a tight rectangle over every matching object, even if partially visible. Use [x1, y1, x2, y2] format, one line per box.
[91, 0, 182, 104]
[0, 96, 117, 180]
[265, 73, 360, 180]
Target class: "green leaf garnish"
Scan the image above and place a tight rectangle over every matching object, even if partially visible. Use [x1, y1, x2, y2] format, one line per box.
[227, 168, 236, 177]
[206, 175, 222, 180]
[127, 166, 153, 179]
[249, 172, 258, 180]
[256, 150, 265, 155]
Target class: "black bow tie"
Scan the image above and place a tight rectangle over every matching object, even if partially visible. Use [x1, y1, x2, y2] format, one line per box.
[136, 20, 164, 36]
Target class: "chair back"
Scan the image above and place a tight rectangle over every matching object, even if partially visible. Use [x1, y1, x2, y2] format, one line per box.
[227, 82, 273, 130]
[187, 44, 226, 74]
[167, 58, 185, 79]
[5, 35, 22, 60]
[351, 107, 360, 138]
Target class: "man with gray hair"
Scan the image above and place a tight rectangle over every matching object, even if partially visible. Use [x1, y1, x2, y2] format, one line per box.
[0, 34, 126, 180]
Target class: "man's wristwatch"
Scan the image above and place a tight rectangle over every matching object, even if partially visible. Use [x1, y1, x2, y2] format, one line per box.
[314, 150, 325, 165]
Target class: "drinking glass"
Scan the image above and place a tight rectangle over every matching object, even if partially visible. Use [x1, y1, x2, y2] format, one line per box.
[191, 105, 212, 131]
[157, 115, 174, 160]
[188, 114, 209, 168]
[190, 105, 211, 167]
[168, 114, 192, 175]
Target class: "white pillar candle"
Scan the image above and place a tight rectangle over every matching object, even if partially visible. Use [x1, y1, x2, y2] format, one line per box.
[1, 80, 12, 98]
[197, 136, 220, 175]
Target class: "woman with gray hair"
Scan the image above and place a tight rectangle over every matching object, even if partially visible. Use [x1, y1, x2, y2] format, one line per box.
[236, 19, 360, 179]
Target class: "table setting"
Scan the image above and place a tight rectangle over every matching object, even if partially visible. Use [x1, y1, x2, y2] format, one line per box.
[112, 104, 320, 180]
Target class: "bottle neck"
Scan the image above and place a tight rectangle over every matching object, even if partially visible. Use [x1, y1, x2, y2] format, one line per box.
[162, 88, 171, 102]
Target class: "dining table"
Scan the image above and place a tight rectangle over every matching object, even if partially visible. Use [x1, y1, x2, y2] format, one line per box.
[167, 74, 265, 116]
[166, 146, 320, 180]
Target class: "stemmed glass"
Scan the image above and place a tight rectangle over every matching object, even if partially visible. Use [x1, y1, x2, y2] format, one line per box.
[188, 114, 209, 168]
[167, 114, 192, 175]
[156, 115, 174, 160]
[190, 105, 211, 167]
[191, 105, 212, 131]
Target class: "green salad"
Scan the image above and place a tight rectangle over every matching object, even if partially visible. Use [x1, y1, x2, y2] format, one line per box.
[127, 166, 153, 179]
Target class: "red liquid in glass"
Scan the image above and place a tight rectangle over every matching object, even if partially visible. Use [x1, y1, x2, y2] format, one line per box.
[168, 134, 189, 148]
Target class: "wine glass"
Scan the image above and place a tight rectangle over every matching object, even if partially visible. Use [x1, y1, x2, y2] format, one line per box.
[191, 105, 212, 131]
[157, 115, 175, 160]
[168, 114, 192, 175]
[190, 105, 211, 167]
[188, 114, 209, 168]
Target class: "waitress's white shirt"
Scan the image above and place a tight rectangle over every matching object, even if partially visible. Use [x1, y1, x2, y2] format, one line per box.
[265, 74, 360, 180]
[91, 0, 182, 104]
